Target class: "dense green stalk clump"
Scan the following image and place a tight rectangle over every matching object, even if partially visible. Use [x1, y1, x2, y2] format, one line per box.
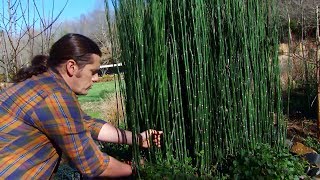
[107, 0, 285, 176]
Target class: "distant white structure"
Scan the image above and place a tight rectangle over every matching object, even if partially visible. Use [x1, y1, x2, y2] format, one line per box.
[99, 63, 123, 76]
[100, 63, 123, 69]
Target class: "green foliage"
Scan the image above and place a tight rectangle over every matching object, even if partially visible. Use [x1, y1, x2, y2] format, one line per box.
[54, 163, 82, 180]
[228, 144, 307, 179]
[304, 136, 320, 153]
[113, 0, 285, 176]
[100, 142, 131, 161]
[139, 157, 200, 179]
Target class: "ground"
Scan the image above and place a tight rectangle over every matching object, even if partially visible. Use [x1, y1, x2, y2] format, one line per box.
[287, 118, 318, 143]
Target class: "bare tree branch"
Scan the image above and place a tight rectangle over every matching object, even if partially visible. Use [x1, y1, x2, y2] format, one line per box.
[0, 0, 68, 81]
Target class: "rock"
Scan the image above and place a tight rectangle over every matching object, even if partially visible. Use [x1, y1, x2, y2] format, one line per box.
[306, 166, 320, 177]
[290, 142, 317, 155]
[304, 153, 320, 168]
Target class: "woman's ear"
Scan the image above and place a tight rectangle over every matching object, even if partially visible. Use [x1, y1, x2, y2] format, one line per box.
[65, 59, 78, 77]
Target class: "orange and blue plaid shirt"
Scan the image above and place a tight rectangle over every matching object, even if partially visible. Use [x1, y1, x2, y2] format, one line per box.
[0, 70, 109, 179]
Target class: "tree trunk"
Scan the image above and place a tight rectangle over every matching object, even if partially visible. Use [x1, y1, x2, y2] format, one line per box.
[316, 6, 320, 139]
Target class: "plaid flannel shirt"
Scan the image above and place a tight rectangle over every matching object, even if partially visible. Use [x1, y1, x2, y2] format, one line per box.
[0, 70, 109, 179]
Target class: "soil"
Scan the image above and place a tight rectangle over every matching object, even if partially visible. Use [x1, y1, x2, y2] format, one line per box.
[287, 118, 318, 143]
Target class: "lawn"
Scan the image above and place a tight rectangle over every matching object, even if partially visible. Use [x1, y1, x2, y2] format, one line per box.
[78, 81, 118, 119]
[78, 81, 117, 103]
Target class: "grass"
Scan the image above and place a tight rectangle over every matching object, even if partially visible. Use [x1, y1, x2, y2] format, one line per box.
[77, 81, 118, 119]
[78, 81, 117, 103]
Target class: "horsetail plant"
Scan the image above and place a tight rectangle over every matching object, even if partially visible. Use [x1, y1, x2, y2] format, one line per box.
[106, 0, 285, 176]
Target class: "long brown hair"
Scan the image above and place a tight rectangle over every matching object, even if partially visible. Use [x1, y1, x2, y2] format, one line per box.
[12, 55, 48, 82]
[13, 33, 102, 82]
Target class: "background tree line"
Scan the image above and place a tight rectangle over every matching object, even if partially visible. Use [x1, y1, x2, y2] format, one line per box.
[0, 0, 116, 82]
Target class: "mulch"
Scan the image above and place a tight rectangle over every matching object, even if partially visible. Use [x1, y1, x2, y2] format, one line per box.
[287, 118, 318, 142]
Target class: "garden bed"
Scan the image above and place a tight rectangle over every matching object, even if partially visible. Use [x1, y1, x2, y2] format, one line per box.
[54, 82, 320, 179]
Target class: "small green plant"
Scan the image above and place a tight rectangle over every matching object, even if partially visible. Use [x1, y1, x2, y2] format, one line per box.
[139, 157, 199, 179]
[304, 136, 320, 153]
[100, 142, 131, 161]
[228, 143, 307, 179]
[54, 163, 82, 180]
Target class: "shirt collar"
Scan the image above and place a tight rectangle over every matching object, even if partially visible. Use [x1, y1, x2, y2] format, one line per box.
[47, 68, 73, 93]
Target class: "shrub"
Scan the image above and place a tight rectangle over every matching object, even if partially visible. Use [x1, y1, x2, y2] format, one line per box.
[304, 136, 320, 153]
[113, 0, 285, 174]
[228, 143, 307, 179]
[139, 157, 200, 179]
[54, 163, 81, 180]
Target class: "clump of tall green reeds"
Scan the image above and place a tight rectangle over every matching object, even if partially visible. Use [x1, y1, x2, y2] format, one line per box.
[106, 0, 285, 176]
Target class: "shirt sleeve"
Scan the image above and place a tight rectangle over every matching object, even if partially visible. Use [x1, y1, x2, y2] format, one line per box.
[81, 111, 107, 140]
[33, 92, 109, 177]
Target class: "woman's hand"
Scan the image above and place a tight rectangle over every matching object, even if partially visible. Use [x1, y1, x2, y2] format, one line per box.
[139, 129, 163, 148]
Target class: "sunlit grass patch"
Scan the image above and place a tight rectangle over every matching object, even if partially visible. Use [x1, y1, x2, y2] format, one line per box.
[78, 81, 116, 103]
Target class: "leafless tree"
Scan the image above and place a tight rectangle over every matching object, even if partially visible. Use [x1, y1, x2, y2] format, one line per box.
[279, 0, 319, 42]
[0, 0, 67, 82]
[56, 6, 118, 67]
[316, 6, 320, 139]
[281, 1, 320, 131]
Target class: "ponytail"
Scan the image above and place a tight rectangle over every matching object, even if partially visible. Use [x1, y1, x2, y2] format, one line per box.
[13, 55, 48, 83]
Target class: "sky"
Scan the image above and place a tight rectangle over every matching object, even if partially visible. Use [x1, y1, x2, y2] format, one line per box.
[0, 0, 106, 27]
[39, 0, 105, 22]
[53, 0, 105, 21]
